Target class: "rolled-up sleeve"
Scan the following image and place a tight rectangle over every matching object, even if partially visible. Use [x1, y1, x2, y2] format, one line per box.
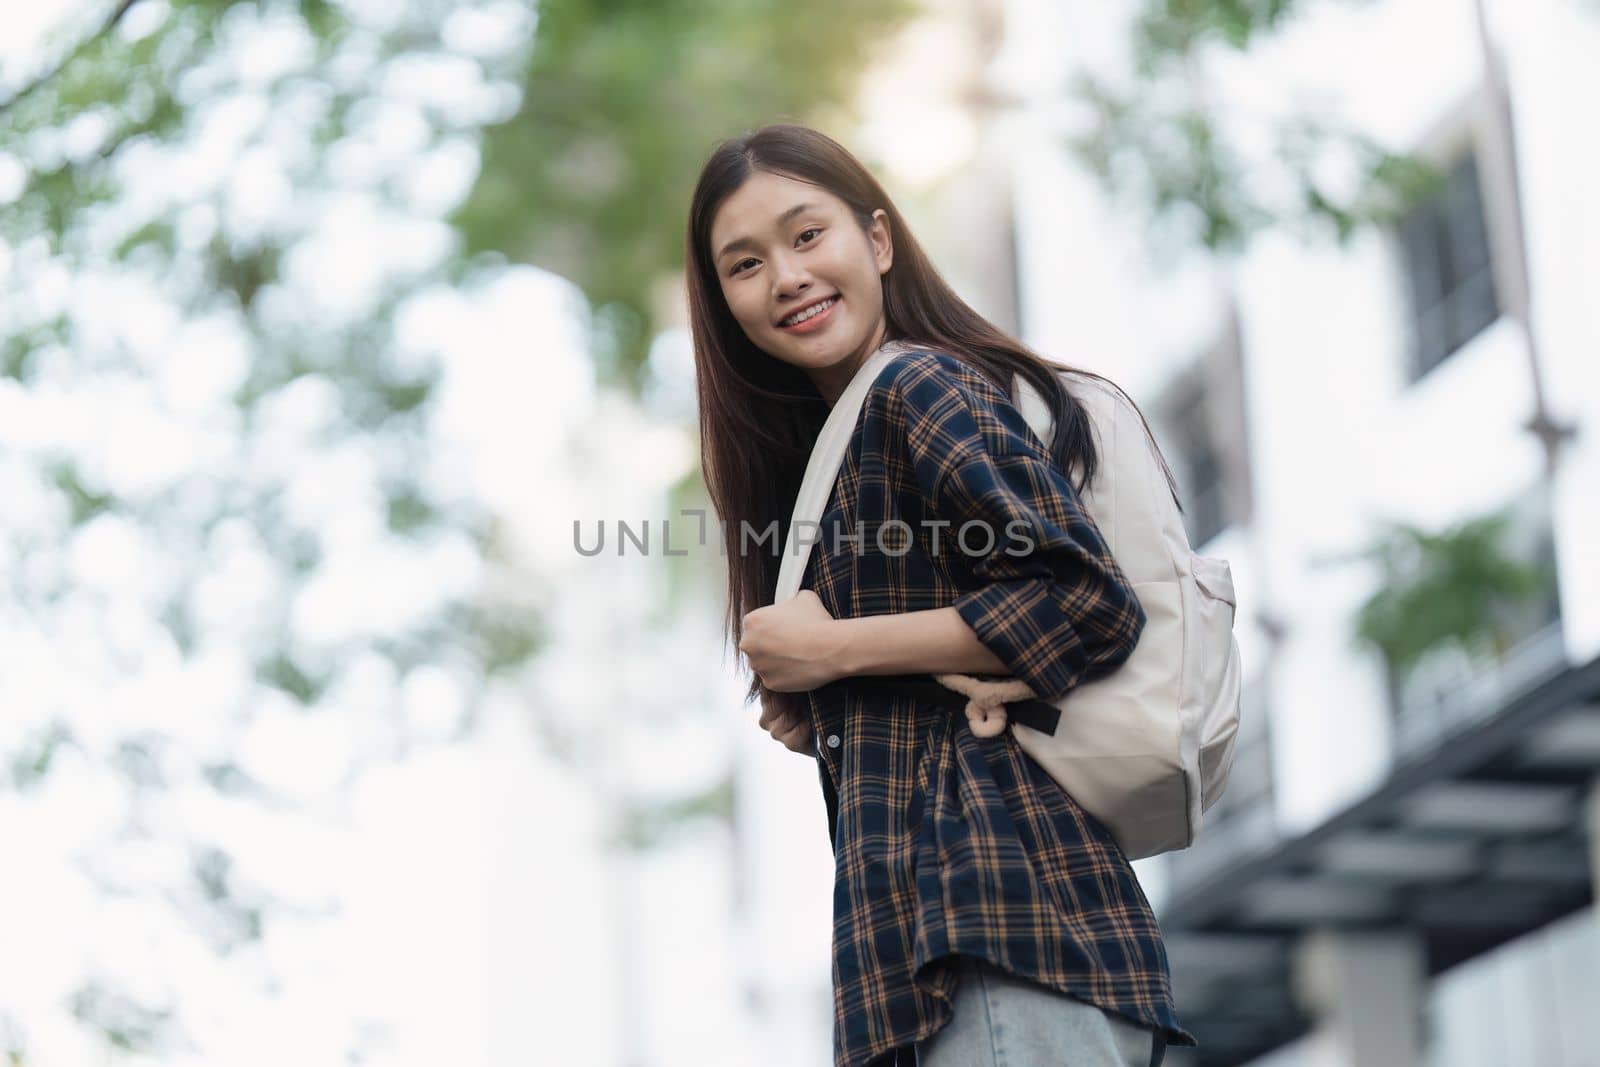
[889, 355, 1146, 701]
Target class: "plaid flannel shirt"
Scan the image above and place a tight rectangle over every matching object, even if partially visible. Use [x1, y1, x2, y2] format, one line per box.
[797, 349, 1197, 1066]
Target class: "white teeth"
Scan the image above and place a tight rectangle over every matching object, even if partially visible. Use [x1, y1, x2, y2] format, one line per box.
[781, 296, 837, 326]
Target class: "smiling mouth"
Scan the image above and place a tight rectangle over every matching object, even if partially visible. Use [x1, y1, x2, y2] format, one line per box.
[777, 295, 839, 328]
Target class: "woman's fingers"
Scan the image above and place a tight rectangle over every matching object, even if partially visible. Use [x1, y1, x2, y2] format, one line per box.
[769, 707, 813, 753]
[756, 693, 812, 753]
[776, 718, 814, 753]
[774, 711, 805, 740]
[758, 693, 782, 731]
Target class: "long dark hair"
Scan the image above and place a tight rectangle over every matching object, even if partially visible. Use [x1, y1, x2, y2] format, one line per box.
[685, 123, 1182, 704]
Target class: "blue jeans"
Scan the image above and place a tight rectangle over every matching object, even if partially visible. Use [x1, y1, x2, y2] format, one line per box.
[915, 956, 1167, 1067]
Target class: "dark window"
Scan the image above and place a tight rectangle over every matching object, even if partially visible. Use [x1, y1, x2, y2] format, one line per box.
[1398, 149, 1500, 380]
[1165, 375, 1226, 548]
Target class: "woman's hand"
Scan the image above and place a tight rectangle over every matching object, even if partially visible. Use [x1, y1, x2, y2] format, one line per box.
[758, 689, 815, 755]
[739, 589, 847, 693]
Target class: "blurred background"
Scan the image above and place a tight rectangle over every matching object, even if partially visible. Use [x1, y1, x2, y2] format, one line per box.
[1, 0, 1597, 1065]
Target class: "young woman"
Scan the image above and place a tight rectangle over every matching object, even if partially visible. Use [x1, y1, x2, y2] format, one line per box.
[685, 123, 1197, 1067]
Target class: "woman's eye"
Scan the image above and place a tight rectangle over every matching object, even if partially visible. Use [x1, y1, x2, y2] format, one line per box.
[798, 227, 821, 244]
[732, 258, 756, 275]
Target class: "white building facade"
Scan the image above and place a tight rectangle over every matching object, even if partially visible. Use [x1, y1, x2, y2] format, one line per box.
[985, 1, 1600, 1064]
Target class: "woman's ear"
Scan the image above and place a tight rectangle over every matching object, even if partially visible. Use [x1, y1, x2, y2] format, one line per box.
[869, 208, 893, 275]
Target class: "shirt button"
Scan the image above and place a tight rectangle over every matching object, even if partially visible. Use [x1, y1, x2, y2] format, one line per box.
[826, 734, 841, 749]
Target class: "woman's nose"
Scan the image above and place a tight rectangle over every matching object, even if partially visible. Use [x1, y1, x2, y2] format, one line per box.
[771, 253, 812, 298]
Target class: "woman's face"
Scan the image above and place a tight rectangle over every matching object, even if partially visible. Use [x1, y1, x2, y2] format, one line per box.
[708, 170, 893, 403]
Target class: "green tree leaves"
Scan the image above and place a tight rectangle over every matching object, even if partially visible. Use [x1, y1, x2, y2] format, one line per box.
[452, 0, 916, 387]
[1349, 509, 1553, 677]
[1071, 0, 1438, 255]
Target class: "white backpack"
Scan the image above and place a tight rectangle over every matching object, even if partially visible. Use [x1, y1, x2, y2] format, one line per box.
[773, 341, 1244, 859]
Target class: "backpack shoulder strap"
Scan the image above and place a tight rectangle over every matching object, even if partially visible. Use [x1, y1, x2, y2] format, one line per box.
[773, 340, 921, 603]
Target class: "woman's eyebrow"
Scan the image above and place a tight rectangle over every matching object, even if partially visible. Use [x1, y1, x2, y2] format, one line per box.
[716, 201, 821, 261]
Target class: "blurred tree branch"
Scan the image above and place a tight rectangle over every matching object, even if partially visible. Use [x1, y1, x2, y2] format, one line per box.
[0, 0, 919, 1055]
[1069, 0, 1443, 255]
[0, 0, 541, 1056]
[0, 0, 147, 115]
[452, 0, 919, 389]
